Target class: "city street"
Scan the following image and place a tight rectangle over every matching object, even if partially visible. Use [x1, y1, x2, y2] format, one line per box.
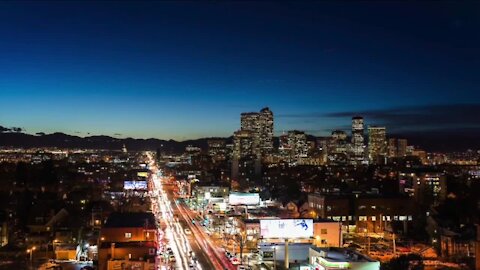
[148, 154, 232, 270]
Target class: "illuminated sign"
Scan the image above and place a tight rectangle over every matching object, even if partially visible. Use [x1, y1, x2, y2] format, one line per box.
[229, 192, 260, 206]
[124, 180, 147, 190]
[137, 171, 149, 178]
[260, 219, 313, 239]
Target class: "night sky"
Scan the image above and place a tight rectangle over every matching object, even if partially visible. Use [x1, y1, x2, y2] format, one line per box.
[1, 1, 479, 141]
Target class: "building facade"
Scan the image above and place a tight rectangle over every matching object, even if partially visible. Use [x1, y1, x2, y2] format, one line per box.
[351, 116, 365, 164]
[368, 126, 387, 164]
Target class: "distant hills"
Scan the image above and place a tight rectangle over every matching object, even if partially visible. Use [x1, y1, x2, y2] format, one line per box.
[0, 128, 227, 153]
[1, 125, 479, 152]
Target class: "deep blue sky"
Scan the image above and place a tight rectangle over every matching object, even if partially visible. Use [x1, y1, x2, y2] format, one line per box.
[1, 1, 479, 140]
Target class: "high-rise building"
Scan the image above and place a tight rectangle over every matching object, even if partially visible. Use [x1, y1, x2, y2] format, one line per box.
[279, 131, 309, 162]
[351, 116, 365, 164]
[368, 126, 387, 164]
[289, 130, 309, 159]
[388, 138, 397, 158]
[328, 130, 349, 164]
[330, 130, 348, 155]
[397, 139, 408, 157]
[387, 138, 408, 158]
[278, 133, 291, 159]
[259, 107, 274, 155]
[232, 107, 273, 185]
[231, 130, 257, 183]
[239, 107, 274, 157]
[232, 130, 255, 159]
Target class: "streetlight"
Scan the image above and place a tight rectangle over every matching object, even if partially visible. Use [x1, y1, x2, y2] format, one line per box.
[27, 246, 36, 262]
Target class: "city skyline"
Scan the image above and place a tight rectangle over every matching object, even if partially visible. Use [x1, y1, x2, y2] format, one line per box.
[1, 2, 479, 142]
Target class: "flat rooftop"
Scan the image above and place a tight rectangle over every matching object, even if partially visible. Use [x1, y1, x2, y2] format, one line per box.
[310, 246, 377, 263]
[104, 212, 157, 229]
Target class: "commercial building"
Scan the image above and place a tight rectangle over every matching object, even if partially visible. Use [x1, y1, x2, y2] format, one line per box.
[98, 212, 158, 270]
[208, 139, 227, 162]
[328, 130, 349, 164]
[233, 107, 274, 184]
[279, 130, 309, 163]
[351, 116, 365, 164]
[307, 193, 414, 234]
[397, 139, 408, 157]
[239, 107, 274, 157]
[399, 170, 447, 204]
[387, 138, 408, 158]
[309, 247, 380, 270]
[368, 126, 387, 164]
[387, 138, 397, 158]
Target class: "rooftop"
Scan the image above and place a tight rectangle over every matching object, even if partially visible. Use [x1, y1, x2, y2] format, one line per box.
[103, 212, 156, 229]
[310, 247, 377, 263]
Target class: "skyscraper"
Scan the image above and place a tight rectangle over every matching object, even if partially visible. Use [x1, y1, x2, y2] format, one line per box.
[351, 116, 365, 164]
[239, 107, 274, 157]
[232, 107, 274, 185]
[368, 126, 387, 164]
[232, 130, 255, 159]
[388, 138, 397, 158]
[397, 139, 408, 157]
[259, 107, 274, 155]
[288, 130, 309, 161]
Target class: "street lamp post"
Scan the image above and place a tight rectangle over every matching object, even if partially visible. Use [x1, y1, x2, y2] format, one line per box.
[273, 245, 277, 270]
[27, 246, 36, 266]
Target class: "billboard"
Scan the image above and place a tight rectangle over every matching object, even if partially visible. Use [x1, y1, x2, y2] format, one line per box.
[124, 180, 148, 190]
[260, 219, 313, 239]
[229, 192, 260, 206]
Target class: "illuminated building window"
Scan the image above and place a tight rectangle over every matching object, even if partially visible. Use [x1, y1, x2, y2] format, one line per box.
[125, 232, 132, 239]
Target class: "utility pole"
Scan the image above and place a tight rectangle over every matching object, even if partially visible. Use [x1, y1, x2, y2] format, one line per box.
[392, 232, 396, 256]
[284, 239, 289, 269]
[273, 245, 277, 270]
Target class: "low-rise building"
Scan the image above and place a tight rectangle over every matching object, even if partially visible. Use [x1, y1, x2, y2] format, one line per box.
[98, 212, 158, 270]
[309, 247, 380, 270]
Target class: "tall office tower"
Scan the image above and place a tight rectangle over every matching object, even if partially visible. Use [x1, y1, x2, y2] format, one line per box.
[278, 133, 291, 159]
[233, 108, 273, 185]
[287, 130, 309, 161]
[231, 130, 256, 182]
[240, 112, 260, 132]
[351, 116, 365, 163]
[397, 139, 408, 157]
[331, 130, 348, 154]
[259, 107, 274, 155]
[328, 130, 349, 164]
[388, 138, 397, 158]
[232, 130, 255, 159]
[240, 107, 274, 157]
[368, 126, 387, 164]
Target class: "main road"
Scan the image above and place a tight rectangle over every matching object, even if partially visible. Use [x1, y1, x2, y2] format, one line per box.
[147, 153, 235, 270]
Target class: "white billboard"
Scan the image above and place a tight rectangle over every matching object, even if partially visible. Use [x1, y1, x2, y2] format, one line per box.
[260, 219, 313, 239]
[124, 180, 148, 190]
[228, 192, 260, 206]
